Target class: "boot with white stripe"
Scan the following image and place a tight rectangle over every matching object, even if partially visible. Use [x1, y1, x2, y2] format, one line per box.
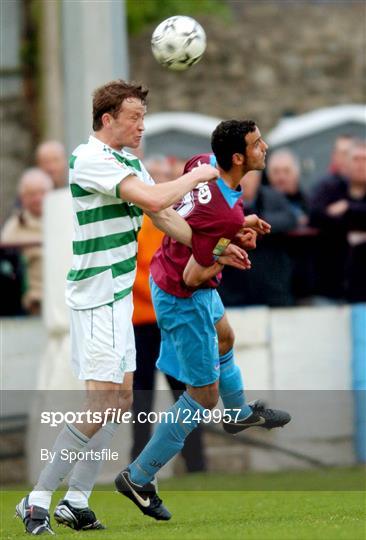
[15, 496, 54, 535]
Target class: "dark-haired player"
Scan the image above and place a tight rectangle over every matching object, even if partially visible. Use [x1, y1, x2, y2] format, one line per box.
[115, 120, 291, 520]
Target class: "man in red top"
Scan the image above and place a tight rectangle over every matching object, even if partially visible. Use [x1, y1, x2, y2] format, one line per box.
[115, 120, 291, 520]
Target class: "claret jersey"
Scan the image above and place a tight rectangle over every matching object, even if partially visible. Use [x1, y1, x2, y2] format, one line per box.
[150, 153, 245, 298]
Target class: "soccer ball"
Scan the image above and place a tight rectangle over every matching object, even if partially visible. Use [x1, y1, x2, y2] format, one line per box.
[151, 16, 206, 71]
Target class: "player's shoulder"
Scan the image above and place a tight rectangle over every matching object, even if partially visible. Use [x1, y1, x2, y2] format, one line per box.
[70, 141, 89, 162]
[70, 138, 103, 165]
[121, 151, 154, 184]
[71, 139, 128, 173]
[183, 153, 215, 173]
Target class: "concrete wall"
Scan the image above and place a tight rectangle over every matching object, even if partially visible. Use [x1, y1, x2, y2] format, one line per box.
[229, 305, 354, 471]
[2, 304, 357, 480]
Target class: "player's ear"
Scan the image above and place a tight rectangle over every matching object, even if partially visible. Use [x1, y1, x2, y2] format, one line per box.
[101, 112, 112, 128]
[232, 153, 245, 166]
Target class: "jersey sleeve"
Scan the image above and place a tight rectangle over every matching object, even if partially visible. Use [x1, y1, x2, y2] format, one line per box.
[182, 153, 227, 267]
[191, 232, 222, 267]
[188, 201, 225, 267]
[139, 161, 155, 186]
[75, 152, 135, 198]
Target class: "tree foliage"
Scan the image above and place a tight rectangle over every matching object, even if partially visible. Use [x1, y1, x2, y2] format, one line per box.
[127, 0, 230, 34]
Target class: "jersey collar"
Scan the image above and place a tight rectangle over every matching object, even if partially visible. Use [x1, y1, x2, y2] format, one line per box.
[89, 135, 125, 155]
[209, 154, 243, 209]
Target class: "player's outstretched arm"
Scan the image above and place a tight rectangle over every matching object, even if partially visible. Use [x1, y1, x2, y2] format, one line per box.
[243, 214, 271, 235]
[118, 164, 218, 213]
[183, 255, 224, 288]
[183, 245, 250, 288]
[148, 207, 192, 247]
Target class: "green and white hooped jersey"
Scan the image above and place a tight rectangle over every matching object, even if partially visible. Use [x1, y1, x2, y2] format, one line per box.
[66, 135, 154, 310]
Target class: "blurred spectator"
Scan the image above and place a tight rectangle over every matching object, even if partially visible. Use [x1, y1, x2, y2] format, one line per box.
[0, 246, 26, 316]
[267, 149, 309, 226]
[36, 140, 68, 188]
[219, 171, 297, 307]
[267, 149, 317, 300]
[127, 143, 144, 160]
[1, 168, 53, 314]
[242, 171, 297, 233]
[143, 155, 172, 183]
[327, 134, 354, 180]
[132, 155, 206, 472]
[168, 156, 187, 178]
[310, 140, 366, 301]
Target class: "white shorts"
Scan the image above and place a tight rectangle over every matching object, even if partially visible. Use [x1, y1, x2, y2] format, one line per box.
[70, 294, 136, 384]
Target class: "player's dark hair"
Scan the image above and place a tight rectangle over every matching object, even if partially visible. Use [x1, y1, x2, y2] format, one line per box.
[92, 79, 149, 131]
[211, 120, 257, 171]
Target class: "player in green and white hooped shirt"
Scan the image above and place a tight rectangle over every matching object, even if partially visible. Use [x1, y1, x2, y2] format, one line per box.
[16, 80, 218, 535]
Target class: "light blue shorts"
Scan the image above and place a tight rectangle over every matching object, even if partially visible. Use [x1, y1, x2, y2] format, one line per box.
[150, 277, 225, 387]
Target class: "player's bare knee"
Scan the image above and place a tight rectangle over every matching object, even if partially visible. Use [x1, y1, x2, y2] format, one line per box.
[189, 383, 219, 410]
[219, 327, 235, 356]
[203, 390, 219, 410]
[119, 390, 133, 411]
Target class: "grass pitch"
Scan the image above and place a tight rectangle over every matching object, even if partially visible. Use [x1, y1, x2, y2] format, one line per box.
[1, 467, 365, 540]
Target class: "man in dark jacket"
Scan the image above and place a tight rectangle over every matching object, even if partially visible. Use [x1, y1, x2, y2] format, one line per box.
[219, 170, 297, 307]
[310, 140, 366, 301]
[323, 134, 354, 184]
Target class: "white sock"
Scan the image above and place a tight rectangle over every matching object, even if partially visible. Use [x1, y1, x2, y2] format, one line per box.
[27, 490, 53, 511]
[65, 422, 118, 508]
[28, 424, 89, 510]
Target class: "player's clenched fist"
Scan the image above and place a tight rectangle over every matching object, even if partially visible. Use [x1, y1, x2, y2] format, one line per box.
[189, 164, 219, 183]
[235, 228, 257, 251]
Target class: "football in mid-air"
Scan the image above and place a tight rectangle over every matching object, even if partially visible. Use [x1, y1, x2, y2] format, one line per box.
[151, 16, 206, 71]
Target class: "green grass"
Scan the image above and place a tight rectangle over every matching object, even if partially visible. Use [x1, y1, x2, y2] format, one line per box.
[1, 468, 365, 540]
